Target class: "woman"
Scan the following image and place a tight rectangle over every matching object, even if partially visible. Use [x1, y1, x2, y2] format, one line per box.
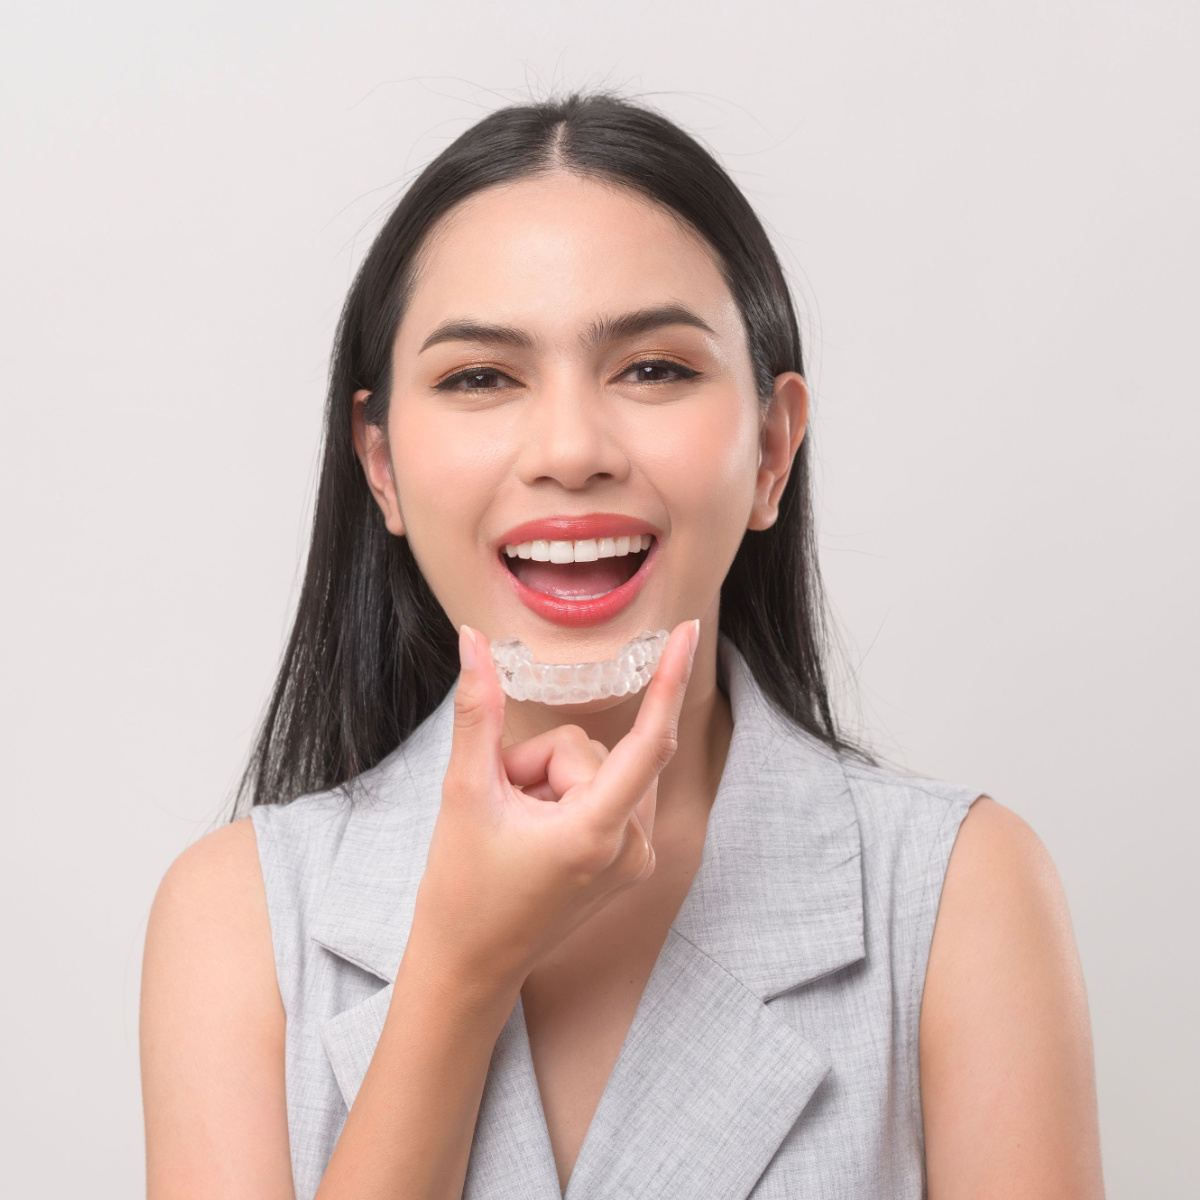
[140, 91, 1106, 1198]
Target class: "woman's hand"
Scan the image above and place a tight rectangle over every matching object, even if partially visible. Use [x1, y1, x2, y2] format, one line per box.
[407, 619, 700, 998]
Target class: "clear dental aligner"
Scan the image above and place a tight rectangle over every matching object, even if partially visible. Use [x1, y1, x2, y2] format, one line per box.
[489, 629, 670, 705]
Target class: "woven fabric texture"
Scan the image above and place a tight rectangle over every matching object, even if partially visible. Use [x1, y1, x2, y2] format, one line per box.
[252, 635, 983, 1199]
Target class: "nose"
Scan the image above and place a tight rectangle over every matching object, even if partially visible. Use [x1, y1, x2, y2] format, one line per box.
[513, 369, 631, 491]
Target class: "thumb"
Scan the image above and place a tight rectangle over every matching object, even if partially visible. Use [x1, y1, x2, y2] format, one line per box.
[447, 624, 507, 791]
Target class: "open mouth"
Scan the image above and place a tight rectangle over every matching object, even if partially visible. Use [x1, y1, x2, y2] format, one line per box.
[501, 535, 654, 600]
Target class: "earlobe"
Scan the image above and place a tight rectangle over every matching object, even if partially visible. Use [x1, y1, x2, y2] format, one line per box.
[351, 389, 406, 538]
[747, 372, 809, 532]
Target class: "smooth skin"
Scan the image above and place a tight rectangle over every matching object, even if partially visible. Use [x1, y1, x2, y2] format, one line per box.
[140, 171, 1105, 1198]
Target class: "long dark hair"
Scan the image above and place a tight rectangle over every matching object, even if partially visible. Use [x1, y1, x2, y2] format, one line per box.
[236, 88, 873, 811]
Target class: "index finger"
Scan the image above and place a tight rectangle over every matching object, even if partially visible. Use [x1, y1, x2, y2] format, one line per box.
[579, 619, 700, 833]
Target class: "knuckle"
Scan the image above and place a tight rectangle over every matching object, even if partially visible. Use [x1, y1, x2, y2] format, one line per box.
[453, 686, 492, 730]
[651, 727, 679, 770]
[556, 724, 590, 749]
[563, 827, 615, 882]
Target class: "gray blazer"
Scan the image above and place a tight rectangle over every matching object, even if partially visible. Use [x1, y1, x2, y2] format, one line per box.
[252, 634, 983, 1199]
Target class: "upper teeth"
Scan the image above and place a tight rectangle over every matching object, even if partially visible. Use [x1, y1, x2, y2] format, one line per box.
[503, 534, 653, 562]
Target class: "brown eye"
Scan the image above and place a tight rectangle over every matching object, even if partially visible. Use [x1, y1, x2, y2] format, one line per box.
[619, 359, 700, 385]
[435, 367, 515, 392]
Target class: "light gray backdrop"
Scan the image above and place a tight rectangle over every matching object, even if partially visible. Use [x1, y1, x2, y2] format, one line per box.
[1, 1, 1196, 1195]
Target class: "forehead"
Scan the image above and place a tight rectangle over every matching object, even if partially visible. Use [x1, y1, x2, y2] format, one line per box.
[398, 172, 744, 350]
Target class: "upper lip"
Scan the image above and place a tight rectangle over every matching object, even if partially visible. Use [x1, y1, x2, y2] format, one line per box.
[494, 513, 661, 549]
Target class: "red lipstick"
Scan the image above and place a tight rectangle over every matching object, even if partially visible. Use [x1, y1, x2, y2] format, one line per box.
[493, 513, 661, 628]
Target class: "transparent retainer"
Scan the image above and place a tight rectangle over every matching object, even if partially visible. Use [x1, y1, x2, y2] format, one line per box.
[489, 629, 670, 705]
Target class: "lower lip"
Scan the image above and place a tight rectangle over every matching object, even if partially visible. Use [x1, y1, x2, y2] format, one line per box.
[499, 540, 659, 628]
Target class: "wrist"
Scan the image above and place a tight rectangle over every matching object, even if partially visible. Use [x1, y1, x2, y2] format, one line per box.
[394, 921, 526, 1032]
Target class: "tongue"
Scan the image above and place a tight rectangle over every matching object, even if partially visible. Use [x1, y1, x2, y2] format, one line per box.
[511, 557, 637, 599]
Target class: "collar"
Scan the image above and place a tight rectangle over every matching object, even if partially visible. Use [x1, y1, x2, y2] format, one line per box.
[312, 633, 864, 1200]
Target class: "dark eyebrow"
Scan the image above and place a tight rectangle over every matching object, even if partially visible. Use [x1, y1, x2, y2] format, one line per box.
[417, 303, 716, 355]
[581, 303, 717, 349]
[418, 320, 538, 355]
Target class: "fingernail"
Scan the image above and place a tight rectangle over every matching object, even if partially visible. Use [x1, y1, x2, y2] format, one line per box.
[459, 624, 477, 671]
[687, 619, 700, 657]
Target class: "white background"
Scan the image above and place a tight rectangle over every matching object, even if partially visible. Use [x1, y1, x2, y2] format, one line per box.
[2, 1, 1196, 1194]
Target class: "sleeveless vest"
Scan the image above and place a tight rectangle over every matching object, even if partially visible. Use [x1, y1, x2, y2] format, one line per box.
[252, 634, 983, 1199]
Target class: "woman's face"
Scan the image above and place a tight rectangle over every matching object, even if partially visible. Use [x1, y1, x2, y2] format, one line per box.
[355, 171, 806, 703]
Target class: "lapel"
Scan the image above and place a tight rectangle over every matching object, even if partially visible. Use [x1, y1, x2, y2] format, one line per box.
[313, 634, 864, 1200]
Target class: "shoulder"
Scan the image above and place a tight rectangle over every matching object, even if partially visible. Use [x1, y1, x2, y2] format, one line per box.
[147, 788, 350, 940]
[149, 818, 264, 939]
[250, 789, 356, 871]
[141, 820, 286, 1134]
[248, 789, 358, 931]
[918, 798, 1105, 1196]
[922, 795, 1082, 1021]
[250, 786, 356, 844]
[925, 796, 1077, 993]
[143, 788, 351, 1007]
[938, 795, 1065, 922]
[144, 818, 276, 999]
[838, 756, 985, 895]
[142, 819, 298, 1194]
[840, 756, 983, 829]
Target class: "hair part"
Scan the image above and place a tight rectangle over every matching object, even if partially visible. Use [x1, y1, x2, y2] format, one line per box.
[236, 88, 874, 813]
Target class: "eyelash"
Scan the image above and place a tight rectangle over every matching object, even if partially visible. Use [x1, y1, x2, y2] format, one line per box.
[434, 357, 701, 393]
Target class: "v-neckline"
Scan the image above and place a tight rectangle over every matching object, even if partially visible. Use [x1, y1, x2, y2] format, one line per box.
[315, 633, 865, 1200]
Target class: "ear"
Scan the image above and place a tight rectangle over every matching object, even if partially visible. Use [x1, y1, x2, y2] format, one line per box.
[350, 389, 405, 537]
[747, 372, 809, 532]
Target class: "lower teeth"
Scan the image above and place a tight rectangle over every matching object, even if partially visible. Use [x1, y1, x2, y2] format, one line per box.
[489, 630, 669, 705]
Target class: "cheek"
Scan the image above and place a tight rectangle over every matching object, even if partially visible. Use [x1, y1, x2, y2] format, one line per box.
[642, 395, 761, 540]
[386, 402, 505, 558]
